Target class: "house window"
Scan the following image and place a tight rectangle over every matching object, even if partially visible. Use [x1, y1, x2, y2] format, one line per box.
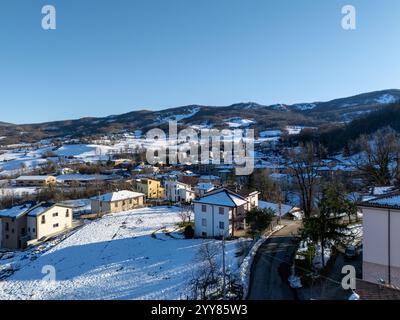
[28, 228, 30, 232]
[201, 204, 207, 212]
[53, 212, 58, 217]
[115, 202, 118, 208]
[202, 232, 207, 237]
[202, 218, 207, 227]
[53, 223, 59, 228]
[5, 222, 9, 231]
[5, 235, 9, 239]
[66, 210, 69, 217]
[41, 216, 46, 224]
[219, 221, 225, 229]
[32, 228, 35, 233]
[219, 207, 224, 215]
[129, 199, 132, 204]
[11, 228, 14, 233]
[21, 228, 25, 235]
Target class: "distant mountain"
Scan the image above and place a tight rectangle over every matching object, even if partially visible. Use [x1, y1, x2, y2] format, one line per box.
[311, 103, 400, 153]
[0, 89, 399, 144]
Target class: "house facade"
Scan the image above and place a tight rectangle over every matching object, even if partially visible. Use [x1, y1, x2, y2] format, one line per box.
[27, 204, 73, 242]
[165, 180, 195, 203]
[91, 190, 146, 214]
[358, 193, 400, 288]
[15, 175, 57, 187]
[0, 202, 73, 249]
[135, 178, 164, 199]
[193, 188, 259, 238]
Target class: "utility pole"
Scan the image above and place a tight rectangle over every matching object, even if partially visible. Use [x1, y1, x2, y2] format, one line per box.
[222, 233, 227, 300]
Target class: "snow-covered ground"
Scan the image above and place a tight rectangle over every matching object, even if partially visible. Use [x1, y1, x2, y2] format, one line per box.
[0, 187, 39, 199]
[285, 125, 317, 135]
[0, 206, 241, 300]
[225, 118, 255, 128]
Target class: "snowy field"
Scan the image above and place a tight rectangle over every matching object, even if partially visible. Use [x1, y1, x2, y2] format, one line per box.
[0, 187, 39, 199]
[0, 206, 242, 300]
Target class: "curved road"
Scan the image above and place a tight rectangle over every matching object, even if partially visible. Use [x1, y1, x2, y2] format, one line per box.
[247, 221, 301, 300]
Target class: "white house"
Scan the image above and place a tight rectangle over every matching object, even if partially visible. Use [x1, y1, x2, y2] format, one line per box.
[358, 193, 400, 288]
[193, 188, 259, 238]
[27, 203, 73, 243]
[164, 180, 195, 203]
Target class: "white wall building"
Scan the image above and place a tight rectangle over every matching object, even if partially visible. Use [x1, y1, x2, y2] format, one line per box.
[359, 193, 400, 288]
[193, 188, 259, 238]
[164, 180, 195, 203]
[27, 203, 73, 242]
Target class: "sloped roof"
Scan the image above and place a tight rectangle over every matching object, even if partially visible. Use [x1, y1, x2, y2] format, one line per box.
[359, 192, 400, 210]
[92, 190, 145, 202]
[27, 203, 54, 217]
[15, 175, 53, 181]
[195, 182, 214, 191]
[194, 188, 247, 207]
[258, 200, 297, 217]
[0, 203, 34, 218]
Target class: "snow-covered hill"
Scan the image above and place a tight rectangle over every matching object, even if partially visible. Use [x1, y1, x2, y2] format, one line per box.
[0, 207, 242, 300]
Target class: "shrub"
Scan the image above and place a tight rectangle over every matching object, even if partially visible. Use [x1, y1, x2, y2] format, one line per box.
[184, 225, 195, 239]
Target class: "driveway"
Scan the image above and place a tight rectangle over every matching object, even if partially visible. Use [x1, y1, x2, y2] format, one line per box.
[247, 220, 301, 300]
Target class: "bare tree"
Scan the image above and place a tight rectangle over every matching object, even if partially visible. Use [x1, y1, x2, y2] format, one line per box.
[287, 143, 321, 218]
[189, 241, 221, 300]
[351, 127, 400, 186]
[179, 203, 193, 224]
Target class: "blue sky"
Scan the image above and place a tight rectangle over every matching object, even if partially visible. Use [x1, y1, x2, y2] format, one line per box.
[0, 0, 399, 124]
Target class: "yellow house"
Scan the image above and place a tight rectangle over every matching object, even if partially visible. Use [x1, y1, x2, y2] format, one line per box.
[136, 178, 164, 199]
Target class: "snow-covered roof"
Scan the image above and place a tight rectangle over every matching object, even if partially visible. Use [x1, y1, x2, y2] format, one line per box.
[371, 186, 396, 196]
[199, 175, 220, 180]
[0, 203, 34, 218]
[195, 182, 214, 191]
[27, 204, 54, 217]
[194, 188, 247, 207]
[58, 199, 91, 208]
[258, 200, 299, 217]
[361, 192, 400, 209]
[92, 190, 145, 202]
[15, 175, 53, 181]
[56, 174, 112, 182]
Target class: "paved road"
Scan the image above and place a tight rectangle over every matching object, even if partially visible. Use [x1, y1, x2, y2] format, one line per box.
[247, 221, 301, 300]
[297, 252, 363, 300]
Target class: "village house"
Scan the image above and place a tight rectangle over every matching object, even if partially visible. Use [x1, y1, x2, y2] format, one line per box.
[26, 203, 73, 244]
[193, 188, 259, 238]
[0, 202, 73, 249]
[194, 182, 215, 198]
[14, 175, 56, 187]
[358, 192, 400, 288]
[135, 178, 164, 199]
[56, 174, 114, 186]
[164, 180, 195, 203]
[91, 190, 146, 215]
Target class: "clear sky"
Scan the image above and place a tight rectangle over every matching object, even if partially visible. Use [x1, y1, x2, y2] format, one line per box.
[0, 0, 399, 124]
